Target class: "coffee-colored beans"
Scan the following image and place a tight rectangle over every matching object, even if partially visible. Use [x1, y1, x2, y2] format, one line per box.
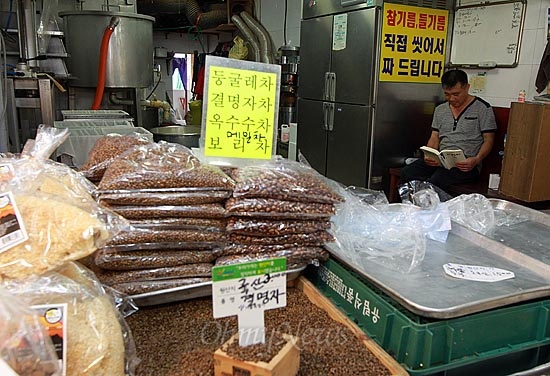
[216, 249, 330, 270]
[129, 217, 228, 230]
[80, 133, 151, 181]
[222, 245, 326, 257]
[232, 164, 344, 204]
[95, 263, 213, 285]
[93, 249, 223, 270]
[126, 287, 391, 376]
[112, 277, 211, 295]
[98, 143, 234, 190]
[223, 331, 288, 363]
[225, 198, 334, 219]
[107, 228, 227, 246]
[229, 230, 334, 246]
[227, 218, 331, 236]
[108, 203, 228, 220]
[98, 189, 232, 206]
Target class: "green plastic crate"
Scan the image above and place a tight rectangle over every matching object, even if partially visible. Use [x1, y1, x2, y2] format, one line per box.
[305, 259, 550, 375]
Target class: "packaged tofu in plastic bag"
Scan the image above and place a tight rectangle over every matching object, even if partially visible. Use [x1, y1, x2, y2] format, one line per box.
[0, 125, 129, 281]
[0, 286, 61, 376]
[4, 262, 138, 376]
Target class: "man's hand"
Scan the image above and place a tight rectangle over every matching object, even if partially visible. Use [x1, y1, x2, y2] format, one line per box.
[455, 157, 479, 172]
[424, 156, 440, 167]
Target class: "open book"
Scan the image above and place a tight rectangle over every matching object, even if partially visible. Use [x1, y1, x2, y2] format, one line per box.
[420, 146, 466, 170]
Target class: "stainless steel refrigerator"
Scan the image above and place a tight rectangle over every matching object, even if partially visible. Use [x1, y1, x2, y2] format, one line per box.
[297, 0, 451, 191]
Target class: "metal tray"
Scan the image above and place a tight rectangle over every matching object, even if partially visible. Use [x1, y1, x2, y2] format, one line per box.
[325, 202, 550, 319]
[130, 266, 306, 306]
[487, 198, 550, 265]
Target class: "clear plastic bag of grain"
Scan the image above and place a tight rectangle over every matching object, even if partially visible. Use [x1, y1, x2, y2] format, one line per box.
[231, 156, 345, 204]
[96, 242, 224, 252]
[98, 142, 235, 190]
[3, 262, 138, 376]
[0, 124, 70, 193]
[227, 218, 331, 236]
[215, 248, 329, 269]
[223, 243, 326, 256]
[107, 227, 227, 246]
[97, 187, 232, 206]
[225, 197, 335, 220]
[0, 286, 61, 376]
[0, 128, 130, 282]
[107, 202, 228, 220]
[94, 263, 213, 286]
[79, 133, 153, 182]
[229, 231, 335, 246]
[129, 217, 228, 231]
[111, 277, 212, 296]
[93, 248, 223, 271]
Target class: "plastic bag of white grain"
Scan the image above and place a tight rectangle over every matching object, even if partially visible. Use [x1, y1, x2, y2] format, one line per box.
[0, 128, 129, 282]
[4, 262, 138, 376]
[0, 286, 61, 376]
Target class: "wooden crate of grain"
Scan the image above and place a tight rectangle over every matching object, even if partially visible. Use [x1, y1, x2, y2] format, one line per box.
[214, 333, 299, 376]
[294, 277, 408, 376]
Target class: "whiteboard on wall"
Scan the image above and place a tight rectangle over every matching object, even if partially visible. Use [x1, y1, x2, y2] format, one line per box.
[450, 1, 526, 67]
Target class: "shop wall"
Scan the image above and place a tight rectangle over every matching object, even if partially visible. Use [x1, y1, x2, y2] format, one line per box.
[257, 0, 550, 108]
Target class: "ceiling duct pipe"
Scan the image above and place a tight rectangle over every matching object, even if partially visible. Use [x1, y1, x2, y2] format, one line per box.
[231, 14, 261, 62]
[239, 11, 274, 64]
[138, 0, 227, 30]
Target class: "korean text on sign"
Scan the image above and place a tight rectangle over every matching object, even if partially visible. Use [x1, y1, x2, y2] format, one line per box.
[205, 66, 278, 159]
[380, 4, 449, 83]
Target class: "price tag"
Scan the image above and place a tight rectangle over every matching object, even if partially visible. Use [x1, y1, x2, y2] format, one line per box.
[0, 192, 28, 254]
[443, 263, 515, 282]
[32, 304, 68, 376]
[212, 258, 287, 346]
[202, 56, 280, 160]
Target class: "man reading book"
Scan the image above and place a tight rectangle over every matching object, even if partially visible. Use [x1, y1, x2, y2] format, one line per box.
[400, 69, 497, 192]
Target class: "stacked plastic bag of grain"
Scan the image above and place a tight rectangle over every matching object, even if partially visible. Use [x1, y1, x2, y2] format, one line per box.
[221, 157, 344, 269]
[78, 132, 152, 183]
[91, 142, 235, 295]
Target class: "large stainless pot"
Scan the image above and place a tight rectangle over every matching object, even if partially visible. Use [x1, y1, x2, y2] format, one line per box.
[60, 11, 154, 88]
[150, 125, 201, 148]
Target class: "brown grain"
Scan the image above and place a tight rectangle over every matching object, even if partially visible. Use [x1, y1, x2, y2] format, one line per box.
[127, 287, 391, 376]
[232, 165, 344, 204]
[93, 249, 222, 270]
[225, 198, 335, 219]
[95, 263, 213, 285]
[98, 143, 234, 190]
[227, 218, 331, 236]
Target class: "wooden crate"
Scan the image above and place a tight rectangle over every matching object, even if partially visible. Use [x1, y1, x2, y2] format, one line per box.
[214, 333, 299, 376]
[294, 277, 409, 376]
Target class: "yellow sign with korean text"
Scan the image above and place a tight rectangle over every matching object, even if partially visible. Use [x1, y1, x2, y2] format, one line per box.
[204, 63, 278, 159]
[379, 4, 448, 83]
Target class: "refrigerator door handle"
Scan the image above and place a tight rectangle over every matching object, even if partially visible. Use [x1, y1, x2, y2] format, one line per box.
[323, 72, 331, 101]
[327, 103, 335, 131]
[329, 72, 336, 102]
[322, 102, 329, 130]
